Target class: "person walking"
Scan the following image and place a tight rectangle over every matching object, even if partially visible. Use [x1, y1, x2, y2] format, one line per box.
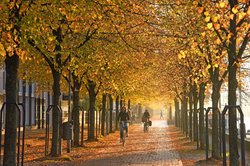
[160, 110, 164, 120]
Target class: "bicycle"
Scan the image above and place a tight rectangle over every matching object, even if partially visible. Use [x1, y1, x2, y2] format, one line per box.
[144, 119, 149, 133]
[120, 121, 127, 146]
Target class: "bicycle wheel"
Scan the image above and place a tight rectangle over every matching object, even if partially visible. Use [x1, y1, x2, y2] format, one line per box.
[145, 121, 149, 132]
[122, 128, 126, 146]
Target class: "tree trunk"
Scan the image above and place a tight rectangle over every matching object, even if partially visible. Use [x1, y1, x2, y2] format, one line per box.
[109, 94, 113, 132]
[174, 98, 180, 127]
[193, 84, 198, 143]
[120, 99, 123, 109]
[28, 82, 32, 127]
[3, 54, 19, 166]
[228, 59, 239, 165]
[184, 93, 188, 137]
[50, 68, 61, 156]
[72, 85, 80, 146]
[181, 83, 188, 136]
[211, 68, 221, 159]
[37, 94, 41, 129]
[189, 84, 193, 140]
[34, 91, 37, 126]
[138, 103, 142, 118]
[42, 92, 45, 129]
[181, 96, 184, 132]
[87, 80, 96, 141]
[101, 93, 106, 136]
[199, 83, 206, 149]
[175, 104, 177, 127]
[106, 105, 109, 135]
[28, 84, 32, 126]
[115, 96, 119, 130]
[128, 99, 130, 110]
[169, 105, 172, 120]
[22, 80, 26, 126]
[228, 2, 239, 164]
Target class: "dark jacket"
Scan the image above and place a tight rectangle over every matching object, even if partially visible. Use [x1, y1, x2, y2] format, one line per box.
[143, 111, 150, 119]
[118, 111, 130, 122]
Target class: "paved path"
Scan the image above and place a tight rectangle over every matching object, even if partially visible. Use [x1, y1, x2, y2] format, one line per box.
[27, 120, 183, 166]
[77, 120, 182, 166]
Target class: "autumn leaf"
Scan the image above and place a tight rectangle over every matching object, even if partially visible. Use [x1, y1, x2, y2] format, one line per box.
[205, 16, 210, 22]
[211, 16, 218, 22]
[214, 23, 220, 30]
[204, 11, 209, 16]
[0, 43, 6, 56]
[207, 64, 211, 69]
[219, 2, 225, 8]
[178, 53, 182, 60]
[193, 1, 198, 6]
[202, 71, 207, 77]
[197, 7, 204, 14]
[178, 51, 186, 59]
[176, 0, 181, 5]
[201, 32, 206, 37]
[238, 12, 246, 20]
[232, 6, 238, 14]
[192, 42, 198, 48]
[207, 23, 213, 29]
[215, 38, 221, 45]
[230, 14, 234, 20]
[48, 36, 54, 42]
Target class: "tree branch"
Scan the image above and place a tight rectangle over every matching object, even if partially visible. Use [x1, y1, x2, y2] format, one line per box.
[28, 39, 54, 69]
[174, 85, 182, 102]
[62, 54, 71, 66]
[219, 70, 228, 88]
[20, 0, 36, 19]
[237, 29, 249, 58]
[242, 54, 250, 59]
[214, 28, 228, 49]
[77, 27, 98, 49]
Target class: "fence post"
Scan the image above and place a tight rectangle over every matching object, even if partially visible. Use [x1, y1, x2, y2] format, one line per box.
[221, 105, 245, 166]
[0, 103, 25, 166]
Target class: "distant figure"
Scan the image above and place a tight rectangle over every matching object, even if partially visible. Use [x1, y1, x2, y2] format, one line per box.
[142, 109, 150, 122]
[160, 110, 164, 120]
[129, 109, 135, 123]
[127, 108, 131, 119]
[142, 109, 151, 132]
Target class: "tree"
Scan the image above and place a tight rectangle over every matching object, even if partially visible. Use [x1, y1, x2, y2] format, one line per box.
[22, 0, 98, 155]
[0, 1, 34, 165]
[22, 0, 120, 152]
[196, 1, 249, 163]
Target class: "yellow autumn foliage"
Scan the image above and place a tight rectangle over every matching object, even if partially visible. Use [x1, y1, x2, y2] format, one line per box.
[0, 43, 6, 56]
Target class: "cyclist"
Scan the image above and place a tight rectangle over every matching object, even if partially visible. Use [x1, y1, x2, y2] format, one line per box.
[142, 109, 150, 131]
[117, 106, 130, 142]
